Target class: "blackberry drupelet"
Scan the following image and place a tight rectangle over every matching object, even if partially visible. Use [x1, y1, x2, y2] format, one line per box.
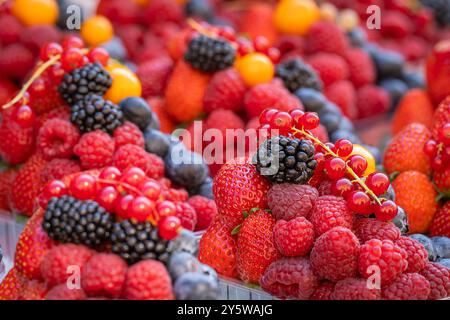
[276, 58, 323, 93]
[59, 62, 113, 105]
[255, 135, 317, 184]
[71, 94, 124, 134]
[42, 196, 113, 248]
[184, 34, 236, 73]
[421, 0, 450, 26]
[111, 219, 175, 265]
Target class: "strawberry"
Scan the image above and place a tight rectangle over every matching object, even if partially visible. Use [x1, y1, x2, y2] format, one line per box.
[383, 123, 432, 175]
[431, 96, 450, 139]
[392, 171, 438, 234]
[0, 169, 16, 211]
[0, 268, 24, 300]
[429, 202, 450, 238]
[213, 159, 271, 227]
[136, 56, 173, 98]
[17, 280, 48, 300]
[433, 167, 450, 193]
[426, 41, 450, 104]
[239, 3, 277, 45]
[236, 209, 280, 284]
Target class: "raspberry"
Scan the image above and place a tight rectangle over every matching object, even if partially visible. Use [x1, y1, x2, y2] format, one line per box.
[163, 188, 189, 202]
[113, 144, 165, 179]
[382, 273, 430, 300]
[324, 80, 357, 120]
[40, 159, 82, 184]
[81, 253, 128, 298]
[359, 239, 408, 285]
[20, 25, 61, 53]
[0, 14, 23, 45]
[187, 195, 217, 231]
[267, 184, 319, 221]
[0, 78, 17, 106]
[310, 227, 360, 282]
[305, 21, 349, 56]
[273, 217, 315, 257]
[124, 259, 174, 300]
[37, 119, 80, 161]
[143, 0, 182, 26]
[204, 68, 246, 113]
[260, 257, 318, 300]
[45, 284, 86, 300]
[113, 121, 145, 150]
[356, 85, 391, 119]
[309, 196, 355, 236]
[204, 109, 245, 149]
[332, 278, 381, 300]
[380, 11, 414, 39]
[395, 236, 429, 273]
[353, 218, 401, 243]
[74, 130, 115, 170]
[0, 43, 34, 79]
[136, 57, 173, 98]
[40, 244, 93, 287]
[0, 169, 17, 211]
[29, 71, 64, 115]
[37, 106, 71, 128]
[419, 262, 450, 300]
[310, 281, 335, 300]
[317, 179, 333, 196]
[18, 280, 48, 300]
[174, 202, 197, 231]
[344, 48, 375, 88]
[307, 53, 349, 87]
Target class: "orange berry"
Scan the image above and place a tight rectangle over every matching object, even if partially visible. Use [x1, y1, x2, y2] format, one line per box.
[236, 53, 274, 87]
[12, 0, 58, 26]
[104, 65, 142, 104]
[274, 0, 320, 35]
[346, 144, 376, 177]
[81, 15, 114, 47]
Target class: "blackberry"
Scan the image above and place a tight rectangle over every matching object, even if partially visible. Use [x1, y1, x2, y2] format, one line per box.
[255, 135, 317, 184]
[421, 0, 450, 26]
[42, 196, 113, 248]
[71, 94, 124, 134]
[184, 34, 236, 73]
[276, 58, 323, 93]
[110, 219, 175, 265]
[59, 62, 112, 105]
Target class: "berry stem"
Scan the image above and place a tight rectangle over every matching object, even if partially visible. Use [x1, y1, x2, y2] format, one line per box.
[187, 18, 217, 38]
[97, 178, 144, 197]
[292, 127, 382, 205]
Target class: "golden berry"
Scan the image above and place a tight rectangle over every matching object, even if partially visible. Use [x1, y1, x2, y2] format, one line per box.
[104, 64, 142, 104]
[236, 53, 274, 87]
[81, 15, 114, 47]
[274, 0, 320, 35]
[12, 0, 58, 26]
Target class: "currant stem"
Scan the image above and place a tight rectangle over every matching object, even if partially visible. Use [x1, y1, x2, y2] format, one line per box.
[292, 127, 382, 205]
[97, 178, 144, 197]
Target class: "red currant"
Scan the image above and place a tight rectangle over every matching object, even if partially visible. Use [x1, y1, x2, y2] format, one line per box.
[116, 194, 134, 219]
[347, 155, 368, 176]
[48, 63, 65, 84]
[62, 35, 84, 50]
[96, 186, 119, 212]
[39, 180, 68, 207]
[259, 108, 278, 125]
[334, 139, 353, 157]
[140, 180, 161, 201]
[324, 157, 346, 180]
[267, 47, 281, 63]
[218, 26, 236, 41]
[121, 167, 146, 188]
[156, 200, 177, 219]
[346, 191, 373, 215]
[14, 105, 35, 128]
[331, 178, 354, 197]
[431, 156, 444, 171]
[253, 36, 270, 53]
[314, 152, 325, 170]
[61, 48, 85, 72]
[87, 47, 109, 66]
[300, 112, 320, 130]
[237, 38, 253, 56]
[438, 123, 450, 145]
[40, 42, 63, 61]
[374, 200, 398, 221]
[129, 196, 155, 222]
[70, 174, 97, 200]
[269, 111, 292, 134]
[423, 140, 438, 157]
[365, 172, 390, 196]
[158, 216, 181, 240]
[100, 166, 122, 182]
[290, 109, 305, 126]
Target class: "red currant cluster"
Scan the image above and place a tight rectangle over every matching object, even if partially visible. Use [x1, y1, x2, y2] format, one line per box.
[424, 122, 450, 171]
[257, 107, 398, 221]
[38, 167, 184, 241]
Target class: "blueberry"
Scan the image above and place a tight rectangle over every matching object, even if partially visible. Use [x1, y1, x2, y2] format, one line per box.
[147, 113, 160, 131]
[371, 48, 405, 79]
[172, 229, 200, 255]
[437, 259, 450, 269]
[382, 184, 396, 202]
[361, 144, 381, 164]
[320, 113, 341, 134]
[339, 117, 355, 132]
[185, 0, 214, 21]
[119, 97, 154, 131]
[174, 272, 219, 300]
[144, 128, 172, 158]
[0, 244, 3, 264]
[402, 69, 425, 89]
[379, 78, 408, 110]
[347, 27, 367, 47]
[392, 206, 409, 234]
[409, 234, 436, 261]
[101, 37, 127, 62]
[321, 101, 342, 117]
[294, 88, 326, 113]
[431, 236, 450, 260]
[188, 177, 213, 199]
[165, 145, 209, 188]
[199, 263, 218, 281]
[330, 130, 360, 144]
[168, 251, 201, 281]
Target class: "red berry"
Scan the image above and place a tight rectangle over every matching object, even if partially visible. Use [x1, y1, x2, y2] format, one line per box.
[70, 174, 97, 200]
[438, 123, 450, 145]
[14, 105, 35, 128]
[140, 180, 161, 201]
[253, 36, 270, 53]
[218, 26, 236, 41]
[300, 112, 320, 130]
[158, 216, 181, 240]
[48, 63, 65, 84]
[290, 109, 305, 126]
[40, 180, 68, 207]
[375, 200, 398, 221]
[62, 35, 84, 50]
[334, 139, 353, 157]
[96, 186, 119, 212]
[100, 166, 122, 182]
[156, 200, 177, 219]
[269, 111, 292, 133]
[314, 152, 325, 170]
[259, 108, 278, 125]
[431, 156, 444, 171]
[346, 191, 373, 215]
[331, 178, 354, 197]
[116, 194, 134, 219]
[40, 42, 63, 61]
[325, 157, 346, 180]
[121, 167, 146, 188]
[365, 172, 390, 195]
[87, 47, 109, 66]
[237, 38, 253, 56]
[61, 48, 85, 71]
[267, 47, 281, 63]
[423, 140, 438, 157]
[347, 155, 368, 176]
[129, 196, 155, 222]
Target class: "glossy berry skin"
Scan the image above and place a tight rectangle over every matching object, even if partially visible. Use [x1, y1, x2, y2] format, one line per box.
[40, 42, 62, 62]
[40, 180, 68, 207]
[424, 140, 438, 157]
[158, 216, 181, 240]
[325, 157, 346, 180]
[331, 178, 354, 197]
[347, 155, 368, 176]
[70, 174, 97, 200]
[140, 181, 161, 201]
[259, 108, 278, 125]
[99, 166, 122, 183]
[267, 47, 281, 63]
[366, 173, 390, 196]
[116, 194, 134, 219]
[335, 139, 353, 157]
[120, 167, 146, 188]
[156, 201, 177, 219]
[253, 36, 270, 53]
[375, 200, 398, 221]
[346, 191, 373, 215]
[14, 105, 35, 128]
[87, 47, 109, 66]
[237, 52, 274, 87]
[300, 112, 320, 130]
[290, 109, 305, 126]
[61, 48, 85, 72]
[129, 196, 155, 222]
[96, 186, 119, 212]
[269, 111, 292, 134]
[439, 123, 450, 145]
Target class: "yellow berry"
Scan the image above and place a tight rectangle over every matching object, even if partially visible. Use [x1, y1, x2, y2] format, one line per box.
[337, 9, 360, 32]
[236, 53, 274, 87]
[81, 15, 114, 47]
[320, 3, 338, 22]
[104, 64, 142, 104]
[12, 0, 58, 27]
[274, 0, 320, 35]
[348, 144, 376, 176]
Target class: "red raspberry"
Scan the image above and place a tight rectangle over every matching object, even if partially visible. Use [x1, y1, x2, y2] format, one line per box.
[310, 227, 360, 282]
[382, 273, 430, 300]
[174, 202, 197, 231]
[0, 43, 34, 79]
[204, 68, 246, 113]
[74, 130, 115, 170]
[163, 188, 189, 202]
[136, 57, 173, 98]
[0, 14, 23, 45]
[20, 25, 61, 53]
[37, 106, 70, 128]
[359, 239, 408, 285]
[113, 121, 145, 150]
[0, 169, 17, 211]
[309, 124, 329, 143]
[187, 195, 217, 231]
[18, 280, 48, 300]
[305, 21, 349, 56]
[344, 48, 376, 88]
[28, 71, 64, 115]
[419, 262, 450, 300]
[324, 80, 357, 120]
[309, 196, 355, 236]
[267, 184, 319, 221]
[356, 85, 391, 119]
[124, 259, 174, 300]
[0, 78, 17, 106]
[143, 0, 182, 26]
[81, 253, 127, 298]
[380, 11, 414, 39]
[273, 217, 315, 257]
[112, 144, 164, 179]
[40, 159, 81, 184]
[40, 244, 93, 287]
[261, 257, 318, 300]
[37, 119, 80, 160]
[307, 53, 349, 87]
[395, 236, 429, 273]
[332, 278, 381, 300]
[353, 218, 401, 243]
[317, 179, 333, 196]
[45, 284, 86, 300]
[310, 281, 335, 300]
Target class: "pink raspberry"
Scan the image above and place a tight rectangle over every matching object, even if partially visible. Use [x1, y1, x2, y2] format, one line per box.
[187, 195, 217, 231]
[273, 217, 315, 257]
[310, 281, 335, 300]
[175, 202, 197, 231]
[332, 278, 381, 300]
[74, 130, 115, 169]
[145, 153, 165, 179]
[353, 218, 401, 243]
[309, 196, 355, 236]
[419, 262, 450, 300]
[40, 159, 81, 183]
[113, 121, 145, 149]
[310, 227, 360, 282]
[163, 188, 189, 202]
[395, 236, 428, 273]
[317, 179, 333, 196]
[260, 257, 318, 300]
[359, 239, 408, 285]
[382, 273, 430, 300]
[45, 284, 86, 300]
[267, 184, 318, 221]
[112, 144, 164, 179]
[37, 119, 80, 160]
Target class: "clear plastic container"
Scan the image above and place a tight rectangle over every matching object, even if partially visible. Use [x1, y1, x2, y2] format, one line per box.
[218, 277, 277, 300]
[0, 211, 26, 282]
